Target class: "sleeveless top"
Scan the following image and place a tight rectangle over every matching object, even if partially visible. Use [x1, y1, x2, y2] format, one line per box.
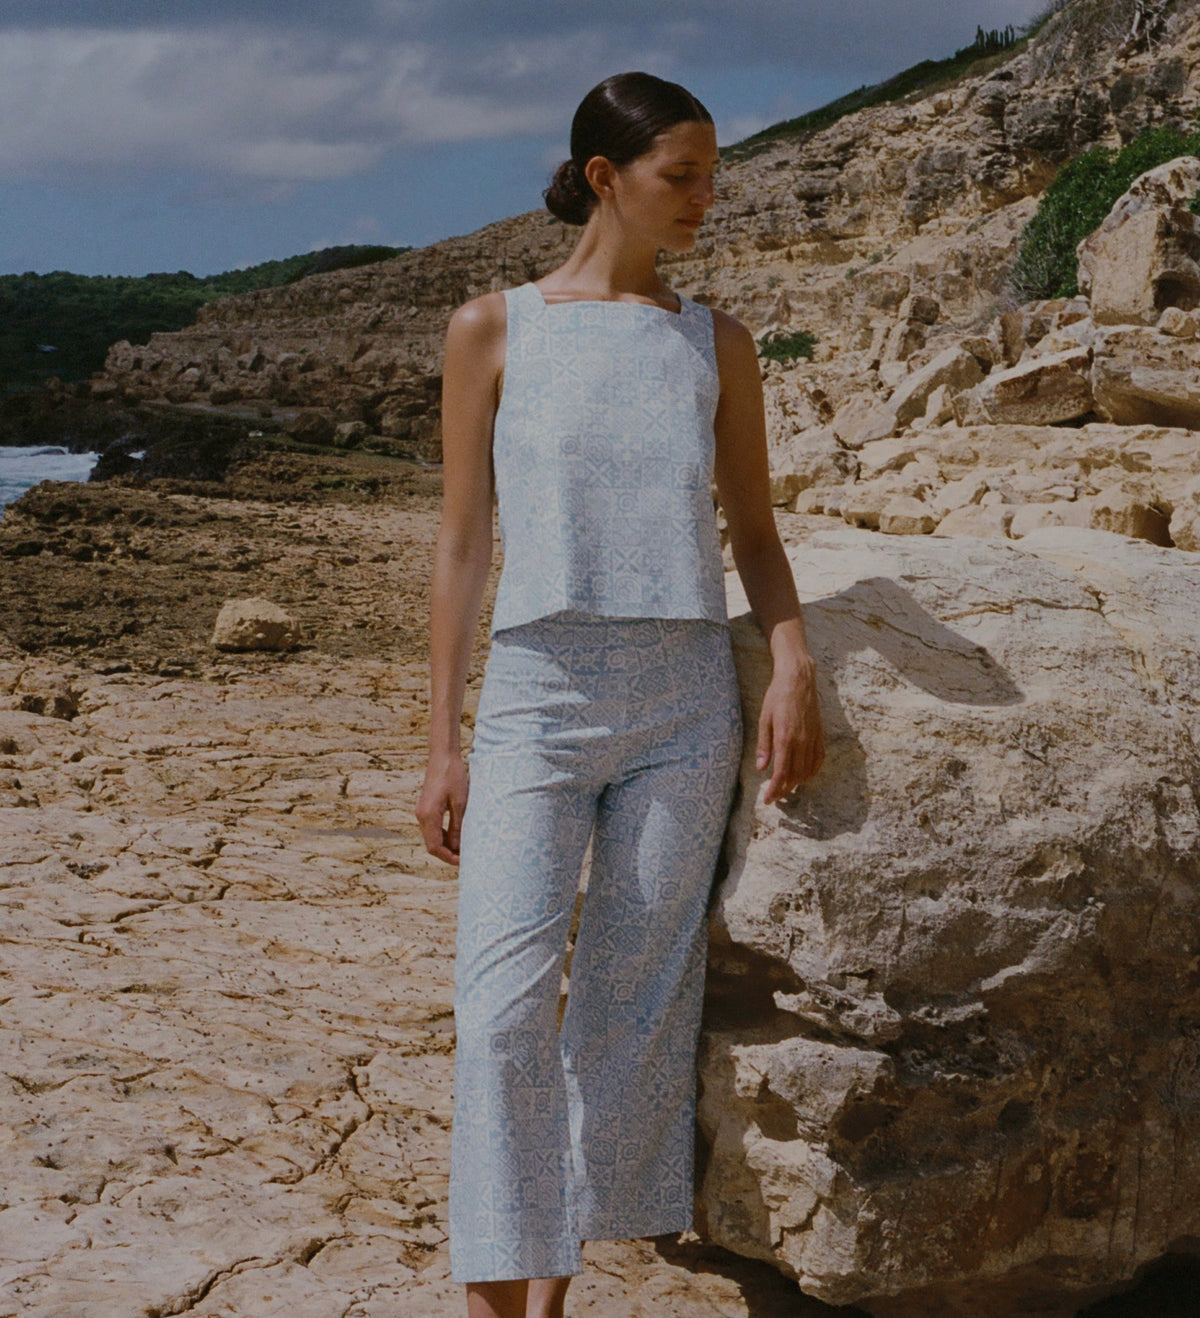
[488, 280, 728, 636]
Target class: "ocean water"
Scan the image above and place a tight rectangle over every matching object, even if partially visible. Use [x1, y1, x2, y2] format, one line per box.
[0, 446, 99, 510]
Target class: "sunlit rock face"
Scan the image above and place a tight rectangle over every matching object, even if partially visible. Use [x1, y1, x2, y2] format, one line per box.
[701, 528, 1200, 1318]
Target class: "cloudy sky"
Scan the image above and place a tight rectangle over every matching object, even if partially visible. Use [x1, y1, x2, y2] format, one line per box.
[1, 1, 1048, 277]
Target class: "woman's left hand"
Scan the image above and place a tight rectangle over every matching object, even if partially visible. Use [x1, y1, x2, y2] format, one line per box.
[755, 655, 825, 805]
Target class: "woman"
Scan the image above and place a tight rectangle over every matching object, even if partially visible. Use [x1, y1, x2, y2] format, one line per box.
[417, 71, 824, 1318]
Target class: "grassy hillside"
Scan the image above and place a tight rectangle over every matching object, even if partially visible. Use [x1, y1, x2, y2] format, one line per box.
[722, 22, 1032, 162]
[0, 244, 409, 393]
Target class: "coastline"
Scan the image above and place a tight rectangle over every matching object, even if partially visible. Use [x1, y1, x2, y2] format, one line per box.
[0, 445, 100, 509]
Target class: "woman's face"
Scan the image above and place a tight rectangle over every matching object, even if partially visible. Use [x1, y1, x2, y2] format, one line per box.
[600, 118, 720, 251]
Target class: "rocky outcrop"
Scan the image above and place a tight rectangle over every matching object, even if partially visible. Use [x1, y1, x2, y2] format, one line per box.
[1090, 321, 1200, 426]
[962, 345, 1094, 425]
[1077, 154, 1200, 323]
[763, 149, 1200, 548]
[702, 526, 1200, 1318]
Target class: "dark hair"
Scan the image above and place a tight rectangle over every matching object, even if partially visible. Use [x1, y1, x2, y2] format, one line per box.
[543, 71, 713, 226]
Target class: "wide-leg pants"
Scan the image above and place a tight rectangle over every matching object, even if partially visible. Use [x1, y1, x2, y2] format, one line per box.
[449, 610, 743, 1283]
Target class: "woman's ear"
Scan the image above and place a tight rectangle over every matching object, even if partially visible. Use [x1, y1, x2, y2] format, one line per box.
[583, 155, 615, 203]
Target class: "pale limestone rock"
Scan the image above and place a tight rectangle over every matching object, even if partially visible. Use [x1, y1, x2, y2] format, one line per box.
[932, 502, 1014, 538]
[878, 495, 939, 535]
[1157, 306, 1199, 338]
[831, 395, 898, 449]
[1008, 497, 1094, 538]
[767, 428, 856, 509]
[211, 598, 302, 652]
[994, 298, 1091, 368]
[794, 421, 1200, 549]
[926, 423, 1200, 526]
[958, 335, 999, 368]
[949, 387, 992, 426]
[841, 469, 935, 531]
[932, 475, 989, 518]
[1169, 474, 1200, 552]
[878, 359, 911, 389]
[887, 346, 985, 430]
[1077, 156, 1200, 325]
[855, 436, 918, 480]
[1089, 483, 1173, 545]
[911, 383, 955, 430]
[1030, 327, 1091, 355]
[880, 294, 939, 363]
[707, 529, 1200, 1318]
[1090, 324, 1200, 428]
[880, 317, 927, 363]
[961, 345, 1094, 425]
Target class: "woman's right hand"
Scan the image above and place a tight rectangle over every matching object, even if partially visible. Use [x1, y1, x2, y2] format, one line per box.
[417, 751, 470, 865]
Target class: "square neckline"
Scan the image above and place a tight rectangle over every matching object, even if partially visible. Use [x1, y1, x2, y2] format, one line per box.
[525, 281, 684, 318]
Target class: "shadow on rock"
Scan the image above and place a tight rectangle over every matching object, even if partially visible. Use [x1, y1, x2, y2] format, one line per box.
[743, 575, 1023, 842]
[653, 1234, 871, 1318]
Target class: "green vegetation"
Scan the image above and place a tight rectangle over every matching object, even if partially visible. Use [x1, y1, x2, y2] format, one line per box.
[758, 329, 817, 364]
[0, 244, 409, 393]
[723, 24, 1024, 163]
[1009, 122, 1200, 301]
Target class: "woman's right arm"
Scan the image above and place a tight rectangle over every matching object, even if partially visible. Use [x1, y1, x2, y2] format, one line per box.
[416, 292, 506, 864]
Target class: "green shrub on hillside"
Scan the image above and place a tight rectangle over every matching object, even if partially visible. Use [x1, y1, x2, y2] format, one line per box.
[758, 329, 818, 364]
[1009, 123, 1200, 301]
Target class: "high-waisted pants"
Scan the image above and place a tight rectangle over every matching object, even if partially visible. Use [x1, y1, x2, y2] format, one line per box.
[448, 610, 744, 1283]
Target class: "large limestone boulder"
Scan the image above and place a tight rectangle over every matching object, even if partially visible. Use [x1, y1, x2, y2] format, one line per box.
[703, 528, 1200, 1318]
[1076, 155, 1200, 326]
[1089, 324, 1200, 428]
[887, 346, 986, 431]
[830, 347, 985, 449]
[953, 344, 1093, 425]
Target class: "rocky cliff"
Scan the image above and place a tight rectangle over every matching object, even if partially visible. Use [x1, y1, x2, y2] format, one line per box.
[93, 0, 1200, 469]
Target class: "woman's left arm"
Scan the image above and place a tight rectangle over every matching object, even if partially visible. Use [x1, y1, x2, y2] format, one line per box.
[711, 309, 825, 804]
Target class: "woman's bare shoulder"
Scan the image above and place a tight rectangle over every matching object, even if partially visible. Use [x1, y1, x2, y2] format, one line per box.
[709, 304, 754, 349]
[709, 305, 759, 381]
[446, 289, 508, 344]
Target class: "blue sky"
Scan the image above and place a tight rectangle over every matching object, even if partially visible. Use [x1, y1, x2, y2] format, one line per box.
[0, 1, 1048, 277]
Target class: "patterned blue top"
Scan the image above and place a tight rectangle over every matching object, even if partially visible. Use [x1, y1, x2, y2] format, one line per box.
[489, 280, 729, 636]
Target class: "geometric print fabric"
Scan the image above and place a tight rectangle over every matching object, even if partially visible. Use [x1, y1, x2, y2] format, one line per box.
[449, 611, 743, 1281]
[489, 282, 729, 636]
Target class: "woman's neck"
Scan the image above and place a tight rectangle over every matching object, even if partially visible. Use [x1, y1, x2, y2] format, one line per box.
[541, 220, 669, 300]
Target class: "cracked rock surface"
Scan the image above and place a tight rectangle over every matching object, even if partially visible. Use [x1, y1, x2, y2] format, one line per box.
[0, 462, 869, 1318]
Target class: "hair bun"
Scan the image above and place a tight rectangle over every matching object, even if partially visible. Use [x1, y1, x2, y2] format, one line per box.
[543, 157, 595, 226]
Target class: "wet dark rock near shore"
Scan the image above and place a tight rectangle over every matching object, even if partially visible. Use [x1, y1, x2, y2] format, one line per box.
[0, 387, 286, 486]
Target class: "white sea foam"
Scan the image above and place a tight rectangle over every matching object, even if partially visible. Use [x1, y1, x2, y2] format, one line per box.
[0, 446, 99, 510]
